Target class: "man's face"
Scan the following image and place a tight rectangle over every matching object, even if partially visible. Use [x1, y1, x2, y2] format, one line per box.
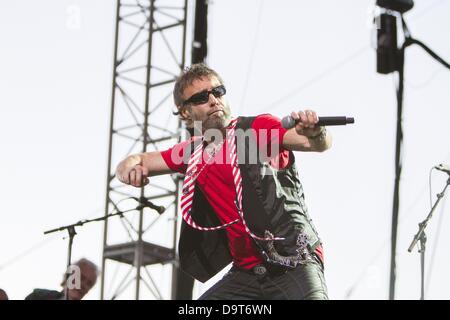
[181, 76, 231, 131]
[67, 264, 98, 300]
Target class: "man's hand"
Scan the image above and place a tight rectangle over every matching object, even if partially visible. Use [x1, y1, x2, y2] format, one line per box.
[290, 110, 322, 138]
[283, 109, 331, 152]
[116, 154, 150, 188]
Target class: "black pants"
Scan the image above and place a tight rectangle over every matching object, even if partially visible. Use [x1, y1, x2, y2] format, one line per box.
[199, 257, 328, 300]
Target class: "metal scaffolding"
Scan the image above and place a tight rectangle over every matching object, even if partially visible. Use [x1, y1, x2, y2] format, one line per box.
[101, 0, 188, 300]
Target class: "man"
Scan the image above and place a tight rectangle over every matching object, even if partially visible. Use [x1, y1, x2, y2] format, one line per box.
[116, 63, 332, 300]
[25, 258, 99, 300]
[0, 289, 8, 300]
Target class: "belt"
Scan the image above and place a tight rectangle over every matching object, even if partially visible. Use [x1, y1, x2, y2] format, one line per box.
[250, 264, 287, 277]
[252, 265, 268, 276]
[250, 252, 322, 277]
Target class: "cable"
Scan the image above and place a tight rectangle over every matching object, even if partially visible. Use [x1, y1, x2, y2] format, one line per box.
[400, 18, 448, 93]
[345, 152, 450, 298]
[409, 0, 448, 22]
[406, 68, 444, 90]
[400, 16, 450, 70]
[238, 0, 265, 114]
[387, 11, 450, 299]
[0, 234, 59, 273]
[258, 45, 370, 113]
[0, 197, 140, 273]
[0, 206, 104, 273]
[404, 37, 450, 70]
[344, 183, 427, 299]
[256, 0, 449, 115]
[425, 188, 447, 295]
[429, 167, 434, 210]
[424, 159, 450, 295]
[253, 0, 450, 299]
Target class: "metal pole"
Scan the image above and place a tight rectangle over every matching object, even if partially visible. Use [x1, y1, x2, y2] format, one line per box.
[101, 0, 121, 300]
[136, 0, 156, 300]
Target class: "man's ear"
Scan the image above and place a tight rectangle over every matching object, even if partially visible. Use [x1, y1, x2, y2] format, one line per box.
[179, 106, 192, 121]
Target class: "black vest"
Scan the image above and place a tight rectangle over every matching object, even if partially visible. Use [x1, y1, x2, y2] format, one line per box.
[178, 116, 322, 282]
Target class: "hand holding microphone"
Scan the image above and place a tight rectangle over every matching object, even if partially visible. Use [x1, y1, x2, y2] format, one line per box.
[281, 110, 355, 131]
[282, 110, 322, 138]
[280, 110, 354, 139]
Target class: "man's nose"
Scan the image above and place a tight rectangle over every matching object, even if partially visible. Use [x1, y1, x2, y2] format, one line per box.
[208, 92, 218, 105]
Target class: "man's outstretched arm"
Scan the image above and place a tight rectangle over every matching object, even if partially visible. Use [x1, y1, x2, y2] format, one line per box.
[282, 110, 332, 152]
[116, 152, 173, 188]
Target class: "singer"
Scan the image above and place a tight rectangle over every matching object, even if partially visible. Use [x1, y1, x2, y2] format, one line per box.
[116, 63, 332, 300]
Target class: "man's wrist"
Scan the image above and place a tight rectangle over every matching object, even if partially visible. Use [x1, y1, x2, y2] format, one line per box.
[129, 154, 143, 167]
[309, 127, 327, 139]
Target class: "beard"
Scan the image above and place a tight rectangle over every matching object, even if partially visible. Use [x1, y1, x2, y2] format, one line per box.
[201, 103, 232, 131]
[203, 112, 228, 130]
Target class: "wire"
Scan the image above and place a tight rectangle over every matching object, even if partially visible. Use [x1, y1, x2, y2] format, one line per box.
[404, 38, 450, 70]
[0, 234, 60, 273]
[409, 0, 448, 22]
[405, 68, 444, 90]
[235, 0, 450, 299]
[0, 198, 141, 273]
[429, 167, 434, 209]
[425, 189, 447, 295]
[256, 0, 449, 115]
[238, 0, 265, 114]
[424, 158, 450, 295]
[0, 206, 104, 273]
[344, 184, 428, 299]
[258, 45, 370, 113]
[345, 149, 450, 299]
[343, 236, 390, 299]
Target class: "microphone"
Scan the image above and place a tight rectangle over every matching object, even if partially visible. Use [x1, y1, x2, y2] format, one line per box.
[434, 164, 450, 175]
[133, 197, 166, 214]
[281, 115, 355, 129]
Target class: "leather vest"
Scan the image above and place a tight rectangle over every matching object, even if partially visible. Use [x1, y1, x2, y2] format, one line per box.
[178, 116, 322, 282]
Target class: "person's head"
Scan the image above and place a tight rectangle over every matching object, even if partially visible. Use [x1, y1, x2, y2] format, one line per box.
[0, 289, 8, 300]
[173, 63, 231, 132]
[62, 258, 99, 300]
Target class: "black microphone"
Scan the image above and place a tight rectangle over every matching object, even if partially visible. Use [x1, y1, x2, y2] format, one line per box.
[434, 164, 450, 175]
[281, 115, 355, 129]
[133, 197, 166, 214]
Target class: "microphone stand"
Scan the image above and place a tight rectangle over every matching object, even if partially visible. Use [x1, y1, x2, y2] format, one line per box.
[44, 207, 138, 300]
[407, 177, 450, 300]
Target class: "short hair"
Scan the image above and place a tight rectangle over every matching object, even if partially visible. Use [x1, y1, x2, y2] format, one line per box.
[173, 63, 224, 109]
[61, 258, 100, 286]
[75, 258, 100, 276]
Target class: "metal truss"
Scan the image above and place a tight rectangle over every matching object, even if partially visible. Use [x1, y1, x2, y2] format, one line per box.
[101, 0, 188, 300]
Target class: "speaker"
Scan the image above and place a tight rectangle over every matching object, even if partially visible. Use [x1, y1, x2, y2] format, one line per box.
[377, 13, 398, 74]
[376, 0, 414, 14]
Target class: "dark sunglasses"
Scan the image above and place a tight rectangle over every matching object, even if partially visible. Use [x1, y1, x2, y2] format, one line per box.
[182, 85, 226, 106]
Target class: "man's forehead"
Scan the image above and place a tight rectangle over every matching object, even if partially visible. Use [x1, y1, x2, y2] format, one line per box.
[79, 263, 97, 273]
[187, 76, 220, 91]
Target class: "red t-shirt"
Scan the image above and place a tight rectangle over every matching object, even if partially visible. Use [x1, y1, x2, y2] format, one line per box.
[161, 114, 323, 270]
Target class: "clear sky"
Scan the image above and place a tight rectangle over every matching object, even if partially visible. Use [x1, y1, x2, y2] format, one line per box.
[1, 0, 449, 300]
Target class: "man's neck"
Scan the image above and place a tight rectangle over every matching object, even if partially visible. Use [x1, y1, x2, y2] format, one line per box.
[204, 131, 226, 145]
[202, 118, 233, 144]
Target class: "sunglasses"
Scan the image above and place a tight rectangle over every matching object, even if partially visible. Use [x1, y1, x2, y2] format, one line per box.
[182, 85, 226, 106]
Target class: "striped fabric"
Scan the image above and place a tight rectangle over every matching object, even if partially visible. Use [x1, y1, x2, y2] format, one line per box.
[180, 118, 283, 241]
